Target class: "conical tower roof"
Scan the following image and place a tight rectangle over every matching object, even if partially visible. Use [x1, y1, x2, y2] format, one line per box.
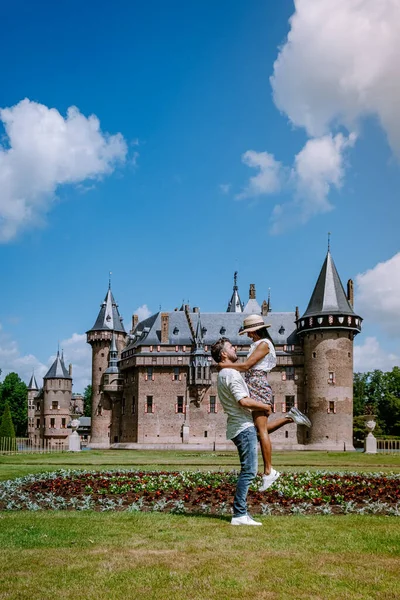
[226, 272, 243, 313]
[28, 373, 39, 390]
[44, 351, 71, 379]
[302, 251, 355, 318]
[88, 286, 125, 333]
[104, 332, 120, 374]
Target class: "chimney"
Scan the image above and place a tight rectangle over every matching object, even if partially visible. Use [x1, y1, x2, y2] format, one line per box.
[131, 314, 139, 333]
[347, 279, 354, 307]
[161, 313, 169, 344]
[249, 284, 256, 299]
[193, 307, 199, 313]
[69, 364, 72, 377]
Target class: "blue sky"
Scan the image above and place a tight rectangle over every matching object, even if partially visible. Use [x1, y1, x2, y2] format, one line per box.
[1, 0, 399, 392]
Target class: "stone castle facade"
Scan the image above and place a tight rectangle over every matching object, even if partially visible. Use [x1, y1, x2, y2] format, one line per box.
[86, 249, 362, 451]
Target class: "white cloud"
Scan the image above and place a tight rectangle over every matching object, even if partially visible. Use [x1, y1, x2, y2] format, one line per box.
[236, 150, 282, 200]
[219, 183, 231, 195]
[354, 336, 399, 372]
[271, 0, 400, 156]
[134, 304, 152, 322]
[355, 252, 400, 336]
[270, 133, 356, 233]
[0, 98, 127, 242]
[0, 326, 91, 393]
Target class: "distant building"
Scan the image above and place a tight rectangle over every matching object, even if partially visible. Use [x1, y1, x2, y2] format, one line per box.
[86, 249, 362, 451]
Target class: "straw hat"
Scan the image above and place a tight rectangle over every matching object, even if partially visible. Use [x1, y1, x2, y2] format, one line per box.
[238, 314, 271, 335]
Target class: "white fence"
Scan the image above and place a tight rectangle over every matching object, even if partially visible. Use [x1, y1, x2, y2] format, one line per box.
[0, 437, 68, 455]
[376, 439, 400, 454]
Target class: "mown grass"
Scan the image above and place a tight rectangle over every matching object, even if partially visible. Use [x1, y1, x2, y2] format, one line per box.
[0, 512, 399, 600]
[1, 449, 399, 481]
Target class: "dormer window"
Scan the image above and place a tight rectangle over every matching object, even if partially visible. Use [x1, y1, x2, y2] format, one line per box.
[279, 325, 285, 335]
[173, 327, 179, 335]
[220, 327, 226, 335]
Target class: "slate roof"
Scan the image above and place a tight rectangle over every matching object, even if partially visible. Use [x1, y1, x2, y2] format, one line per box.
[44, 352, 71, 379]
[28, 374, 39, 390]
[302, 251, 355, 318]
[88, 287, 125, 333]
[125, 310, 298, 351]
[243, 298, 262, 313]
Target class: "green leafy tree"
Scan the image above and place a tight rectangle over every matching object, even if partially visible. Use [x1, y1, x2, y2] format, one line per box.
[0, 401, 16, 438]
[83, 384, 92, 417]
[0, 373, 28, 436]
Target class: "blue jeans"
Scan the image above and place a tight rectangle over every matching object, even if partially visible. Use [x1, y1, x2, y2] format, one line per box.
[231, 426, 258, 517]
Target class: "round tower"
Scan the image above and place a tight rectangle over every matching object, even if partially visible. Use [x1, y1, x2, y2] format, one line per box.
[86, 285, 126, 448]
[27, 373, 39, 440]
[297, 250, 362, 451]
[42, 352, 72, 448]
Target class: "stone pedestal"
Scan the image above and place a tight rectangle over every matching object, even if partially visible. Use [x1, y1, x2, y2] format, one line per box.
[182, 424, 190, 444]
[69, 419, 81, 452]
[364, 432, 377, 454]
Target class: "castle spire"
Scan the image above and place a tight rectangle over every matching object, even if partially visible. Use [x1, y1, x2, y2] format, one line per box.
[104, 332, 120, 375]
[87, 283, 125, 334]
[28, 372, 38, 390]
[301, 250, 355, 318]
[44, 349, 71, 379]
[226, 271, 243, 313]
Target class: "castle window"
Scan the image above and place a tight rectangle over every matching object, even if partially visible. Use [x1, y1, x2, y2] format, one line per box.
[176, 396, 185, 414]
[204, 431, 208, 438]
[61, 418, 66, 429]
[328, 401, 336, 414]
[36, 402, 40, 411]
[36, 419, 40, 428]
[52, 401, 58, 410]
[286, 367, 295, 381]
[99, 367, 102, 372]
[145, 396, 154, 414]
[197, 366, 202, 379]
[121, 397, 126, 415]
[285, 396, 295, 411]
[132, 396, 136, 414]
[209, 395, 217, 414]
[348, 352, 351, 358]
[146, 367, 154, 381]
[173, 367, 180, 381]
[312, 352, 316, 359]
[58, 379, 61, 387]
[306, 431, 309, 439]
[50, 418, 55, 428]
[285, 431, 289, 438]
[328, 372, 335, 385]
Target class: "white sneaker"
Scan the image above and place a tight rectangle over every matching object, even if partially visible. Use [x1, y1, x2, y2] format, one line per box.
[286, 407, 311, 427]
[231, 515, 262, 526]
[259, 468, 280, 491]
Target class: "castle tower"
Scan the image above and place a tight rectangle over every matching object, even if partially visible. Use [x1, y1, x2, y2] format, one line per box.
[86, 284, 126, 448]
[102, 332, 124, 444]
[27, 373, 39, 440]
[226, 272, 243, 312]
[42, 351, 72, 447]
[297, 250, 362, 450]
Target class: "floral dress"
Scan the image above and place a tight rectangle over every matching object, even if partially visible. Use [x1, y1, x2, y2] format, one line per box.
[244, 338, 276, 406]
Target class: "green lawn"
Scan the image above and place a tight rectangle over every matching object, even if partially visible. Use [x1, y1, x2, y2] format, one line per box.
[1, 450, 399, 600]
[1, 449, 399, 481]
[0, 512, 399, 600]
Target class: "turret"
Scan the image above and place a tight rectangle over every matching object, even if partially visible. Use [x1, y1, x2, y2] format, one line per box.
[41, 351, 72, 446]
[297, 250, 362, 450]
[243, 283, 262, 314]
[27, 373, 39, 440]
[226, 272, 244, 312]
[86, 283, 127, 448]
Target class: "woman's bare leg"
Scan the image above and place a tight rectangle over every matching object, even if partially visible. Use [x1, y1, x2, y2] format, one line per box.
[253, 411, 272, 475]
[267, 416, 293, 434]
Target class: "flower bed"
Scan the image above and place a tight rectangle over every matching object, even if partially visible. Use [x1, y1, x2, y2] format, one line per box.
[1, 470, 399, 515]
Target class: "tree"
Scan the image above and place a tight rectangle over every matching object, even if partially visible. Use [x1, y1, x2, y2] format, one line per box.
[0, 373, 28, 436]
[83, 384, 92, 417]
[0, 402, 16, 438]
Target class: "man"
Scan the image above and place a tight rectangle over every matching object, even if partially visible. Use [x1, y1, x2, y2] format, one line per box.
[211, 337, 309, 526]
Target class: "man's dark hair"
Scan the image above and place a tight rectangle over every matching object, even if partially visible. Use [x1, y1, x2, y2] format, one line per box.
[211, 337, 230, 363]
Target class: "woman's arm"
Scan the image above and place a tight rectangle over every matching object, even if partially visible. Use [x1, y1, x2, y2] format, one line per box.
[218, 341, 270, 372]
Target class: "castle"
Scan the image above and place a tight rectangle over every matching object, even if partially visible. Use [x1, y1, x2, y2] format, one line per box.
[85, 248, 362, 451]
